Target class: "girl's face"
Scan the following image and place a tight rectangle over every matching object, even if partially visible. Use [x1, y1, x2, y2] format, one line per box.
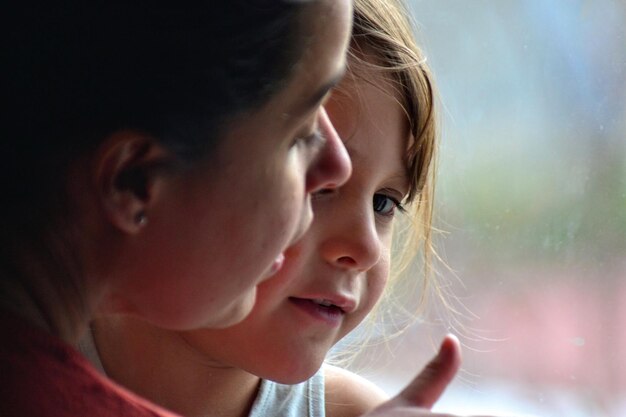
[180, 66, 411, 383]
[108, 0, 353, 330]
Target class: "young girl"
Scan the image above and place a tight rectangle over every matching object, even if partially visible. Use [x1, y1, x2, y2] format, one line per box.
[84, 1, 477, 417]
[0, 1, 352, 416]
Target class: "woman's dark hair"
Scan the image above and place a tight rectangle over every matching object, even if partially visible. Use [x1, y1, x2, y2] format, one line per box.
[0, 1, 316, 331]
[3, 1, 311, 233]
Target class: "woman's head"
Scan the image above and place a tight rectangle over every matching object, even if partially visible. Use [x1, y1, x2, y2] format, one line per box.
[174, 0, 438, 383]
[1, 0, 353, 337]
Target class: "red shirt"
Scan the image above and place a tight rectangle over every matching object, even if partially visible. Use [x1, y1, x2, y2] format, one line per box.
[0, 312, 181, 417]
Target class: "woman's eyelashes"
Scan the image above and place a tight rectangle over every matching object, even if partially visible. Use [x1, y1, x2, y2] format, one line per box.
[373, 193, 405, 217]
[293, 128, 326, 153]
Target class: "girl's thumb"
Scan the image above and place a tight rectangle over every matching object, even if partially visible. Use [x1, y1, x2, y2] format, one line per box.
[397, 334, 462, 409]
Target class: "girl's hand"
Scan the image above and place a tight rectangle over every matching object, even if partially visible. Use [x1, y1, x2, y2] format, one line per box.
[360, 335, 494, 417]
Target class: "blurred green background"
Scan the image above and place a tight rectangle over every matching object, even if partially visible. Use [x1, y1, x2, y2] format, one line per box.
[338, 1, 626, 416]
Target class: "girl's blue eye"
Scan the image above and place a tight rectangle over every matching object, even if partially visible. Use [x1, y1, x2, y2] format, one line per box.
[373, 194, 404, 216]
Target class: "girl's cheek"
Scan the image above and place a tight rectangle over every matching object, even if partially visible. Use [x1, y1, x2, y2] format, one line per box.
[367, 264, 390, 309]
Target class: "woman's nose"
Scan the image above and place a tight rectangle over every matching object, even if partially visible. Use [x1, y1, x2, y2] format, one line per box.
[305, 107, 352, 194]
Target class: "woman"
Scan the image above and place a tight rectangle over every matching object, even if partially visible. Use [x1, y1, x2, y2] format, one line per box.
[0, 1, 352, 416]
[84, 2, 491, 417]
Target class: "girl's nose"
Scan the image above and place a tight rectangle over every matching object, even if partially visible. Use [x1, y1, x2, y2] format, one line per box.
[305, 107, 352, 194]
[319, 208, 381, 272]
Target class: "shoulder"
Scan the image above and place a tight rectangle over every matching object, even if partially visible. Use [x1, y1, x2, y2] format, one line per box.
[0, 316, 177, 417]
[323, 364, 389, 417]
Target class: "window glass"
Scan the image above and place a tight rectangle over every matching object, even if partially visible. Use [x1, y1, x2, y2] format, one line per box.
[335, 1, 626, 416]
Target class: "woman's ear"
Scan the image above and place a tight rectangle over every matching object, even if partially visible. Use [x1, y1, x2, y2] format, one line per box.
[94, 130, 173, 235]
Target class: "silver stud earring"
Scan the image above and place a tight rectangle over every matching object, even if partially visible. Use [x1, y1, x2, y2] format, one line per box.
[135, 211, 147, 226]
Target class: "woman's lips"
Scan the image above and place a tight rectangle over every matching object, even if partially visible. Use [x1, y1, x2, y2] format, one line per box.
[262, 253, 285, 281]
[270, 253, 285, 274]
[289, 297, 345, 327]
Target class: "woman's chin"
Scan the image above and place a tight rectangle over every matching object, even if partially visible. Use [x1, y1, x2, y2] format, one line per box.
[200, 290, 257, 330]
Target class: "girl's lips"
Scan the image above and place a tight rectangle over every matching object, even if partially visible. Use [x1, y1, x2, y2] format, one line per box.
[288, 297, 345, 327]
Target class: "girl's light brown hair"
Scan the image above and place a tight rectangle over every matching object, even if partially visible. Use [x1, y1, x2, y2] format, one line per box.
[330, 0, 443, 362]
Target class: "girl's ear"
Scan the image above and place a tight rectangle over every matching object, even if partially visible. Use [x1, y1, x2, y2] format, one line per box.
[95, 130, 173, 235]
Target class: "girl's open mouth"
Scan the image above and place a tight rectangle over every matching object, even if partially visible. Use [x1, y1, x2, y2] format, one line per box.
[288, 297, 345, 326]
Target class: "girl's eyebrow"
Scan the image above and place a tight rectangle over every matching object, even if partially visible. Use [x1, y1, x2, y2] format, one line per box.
[377, 170, 410, 196]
